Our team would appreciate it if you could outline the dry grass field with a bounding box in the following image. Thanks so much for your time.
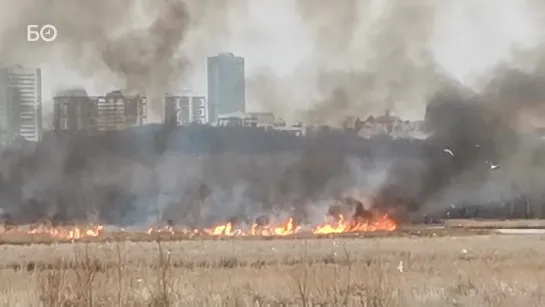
[0,234,544,306]
[443,219,545,229]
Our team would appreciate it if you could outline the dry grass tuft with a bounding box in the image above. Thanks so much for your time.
[0,235,544,306]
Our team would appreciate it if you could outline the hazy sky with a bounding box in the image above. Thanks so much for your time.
[3,0,542,123]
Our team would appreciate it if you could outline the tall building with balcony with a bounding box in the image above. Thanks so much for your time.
[165,96,206,125]
[207,53,245,125]
[0,66,42,142]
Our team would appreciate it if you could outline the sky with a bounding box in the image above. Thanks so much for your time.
[1,0,542,125]
[433,0,538,83]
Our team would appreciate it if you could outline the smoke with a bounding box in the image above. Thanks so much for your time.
[245,1,458,218]
[295,0,360,58]
[246,0,445,126]
[239,0,545,219]
[246,68,302,121]
[0,0,249,120]
[372,30,545,217]
[0,127,411,227]
[6,1,545,228]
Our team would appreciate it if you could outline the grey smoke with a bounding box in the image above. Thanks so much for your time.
[0,0,249,120]
[0,0,189,120]
[246,0,444,126]
[300,0,441,125]
[0,128,409,227]
[372,56,545,218]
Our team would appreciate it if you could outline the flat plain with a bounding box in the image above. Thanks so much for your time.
[0,233,544,306]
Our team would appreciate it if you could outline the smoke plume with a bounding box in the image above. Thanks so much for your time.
[246,1,445,126]
[0,128,408,227]
[0,0,249,120]
[273,0,545,219]
[4,1,545,228]
[373,49,545,218]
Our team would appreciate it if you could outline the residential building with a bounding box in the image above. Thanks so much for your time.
[357,112,422,138]
[164,96,206,125]
[0,66,42,142]
[207,53,245,124]
[53,90,147,134]
[216,111,256,127]
[214,111,303,135]
[53,88,96,133]
[95,91,146,131]
[246,112,275,127]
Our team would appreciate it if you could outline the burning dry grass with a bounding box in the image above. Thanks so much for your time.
[0,209,398,244]
[0,235,544,306]
[0,226,489,245]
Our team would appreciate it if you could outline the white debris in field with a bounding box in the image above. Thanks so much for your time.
[461,249,468,254]
[397,260,404,272]
[442,148,454,156]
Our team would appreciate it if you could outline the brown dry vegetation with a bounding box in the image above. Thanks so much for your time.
[444,219,545,229]
[0,225,492,245]
[0,235,544,306]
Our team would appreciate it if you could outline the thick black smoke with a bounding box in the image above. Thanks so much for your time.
[372,63,545,219]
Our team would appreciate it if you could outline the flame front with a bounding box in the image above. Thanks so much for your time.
[251,217,301,236]
[313,214,396,234]
[204,222,243,236]
[113,213,397,238]
[21,210,396,239]
[27,225,103,240]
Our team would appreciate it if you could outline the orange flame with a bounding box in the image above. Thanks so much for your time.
[251,217,301,236]
[21,209,397,239]
[27,225,103,240]
[204,222,243,236]
[144,213,396,237]
[313,214,396,234]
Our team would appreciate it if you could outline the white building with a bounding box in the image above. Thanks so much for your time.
[0,66,42,142]
[357,112,423,138]
[214,111,305,135]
